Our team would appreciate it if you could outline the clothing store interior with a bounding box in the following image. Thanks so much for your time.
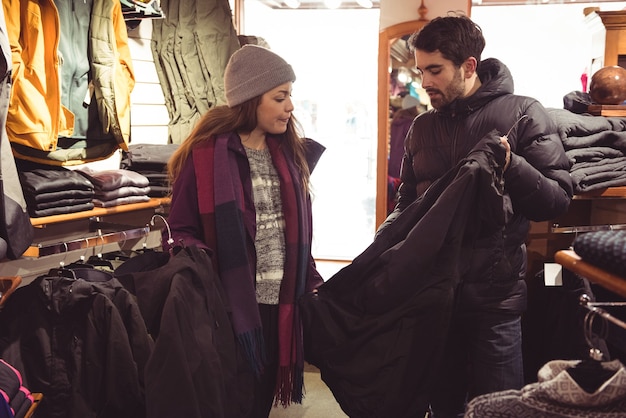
[1,0,626,416]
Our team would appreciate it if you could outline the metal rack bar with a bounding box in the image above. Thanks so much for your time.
[580,294,626,332]
[31,226,150,258]
[550,223,626,234]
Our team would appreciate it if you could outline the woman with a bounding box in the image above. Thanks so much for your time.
[164,44,325,417]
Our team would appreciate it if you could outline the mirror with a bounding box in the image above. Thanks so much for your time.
[376,17,430,228]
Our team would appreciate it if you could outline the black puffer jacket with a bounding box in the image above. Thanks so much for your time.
[384,58,574,314]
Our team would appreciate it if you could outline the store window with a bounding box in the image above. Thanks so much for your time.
[240,0,380,260]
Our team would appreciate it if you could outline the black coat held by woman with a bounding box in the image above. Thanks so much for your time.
[299,135,510,418]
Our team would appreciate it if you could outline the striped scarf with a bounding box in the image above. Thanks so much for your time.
[193,132,309,406]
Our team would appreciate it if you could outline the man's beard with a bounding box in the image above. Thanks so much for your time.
[429,68,465,110]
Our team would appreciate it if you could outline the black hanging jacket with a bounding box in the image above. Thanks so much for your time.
[114,245,244,418]
[0,274,146,418]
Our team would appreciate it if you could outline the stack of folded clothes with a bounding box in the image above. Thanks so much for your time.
[16,161,95,217]
[77,167,151,207]
[120,143,178,197]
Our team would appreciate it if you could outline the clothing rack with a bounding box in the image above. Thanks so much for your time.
[579,293,626,332]
[551,223,626,234]
[120,0,163,19]
[22,197,170,258]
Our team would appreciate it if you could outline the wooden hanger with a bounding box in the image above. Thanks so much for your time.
[0,276,21,309]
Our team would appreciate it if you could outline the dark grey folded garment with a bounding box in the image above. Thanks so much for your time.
[77,167,149,191]
[25,188,95,204]
[573,230,626,277]
[121,143,179,171]
[18,166,95,193]
[28,202,95,218]
[28,197,93,210]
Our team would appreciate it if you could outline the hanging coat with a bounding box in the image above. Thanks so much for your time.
[115,245,243,418]
[0,274,146,418]
[0,4,33,259]
[3,0,134,166]
[2,0,74,153]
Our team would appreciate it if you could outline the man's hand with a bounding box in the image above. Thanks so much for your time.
[500,136,511,172]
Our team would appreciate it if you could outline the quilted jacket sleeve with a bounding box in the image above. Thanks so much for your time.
[504,100,573,221]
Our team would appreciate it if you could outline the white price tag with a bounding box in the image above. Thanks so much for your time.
[544,263,563,286]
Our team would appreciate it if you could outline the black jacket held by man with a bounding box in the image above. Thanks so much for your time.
[300,135,513,417]
[299,58,573,418]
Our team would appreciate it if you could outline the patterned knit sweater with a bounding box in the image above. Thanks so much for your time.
[465,359,626,417]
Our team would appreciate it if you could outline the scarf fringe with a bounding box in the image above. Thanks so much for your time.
[274,364,304,407]
[237,328,267,377]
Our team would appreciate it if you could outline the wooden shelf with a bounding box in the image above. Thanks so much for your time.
[574,186,626,199]
[0,276,21,308]
[587,104,626,117]
[29,197,170,227]
[526,186,626,282]
[555,249,626,299]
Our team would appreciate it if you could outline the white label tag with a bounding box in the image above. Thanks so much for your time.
[544,263,563,286]
[83,81,94,107]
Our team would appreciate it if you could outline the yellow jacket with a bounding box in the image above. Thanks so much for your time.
[3,0,74,152]
[3,0,134,165]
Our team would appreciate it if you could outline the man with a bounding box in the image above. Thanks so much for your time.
[383,13,574,417]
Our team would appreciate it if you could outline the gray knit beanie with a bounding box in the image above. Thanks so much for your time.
[224,45,296,107]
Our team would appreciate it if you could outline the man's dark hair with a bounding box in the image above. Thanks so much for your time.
[407,12,485,67]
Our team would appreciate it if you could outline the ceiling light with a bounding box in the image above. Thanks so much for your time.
[397,67,412,84]
[284,0,300,7]
[356,0,373,8]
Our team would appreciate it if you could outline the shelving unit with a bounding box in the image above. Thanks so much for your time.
[597,10,626,68]
[0,197,170,282]
[0,198,171,416]
[587,104,626,117]
[25,197,170,257]
[526,187,626,280]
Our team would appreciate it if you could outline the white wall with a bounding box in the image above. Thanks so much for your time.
[125,2,626,138]
[471,2,626,109]
[127,20,169,146]
[380,0,468,29]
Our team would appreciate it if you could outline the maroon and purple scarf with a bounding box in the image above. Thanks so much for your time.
[193,132,310,406]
